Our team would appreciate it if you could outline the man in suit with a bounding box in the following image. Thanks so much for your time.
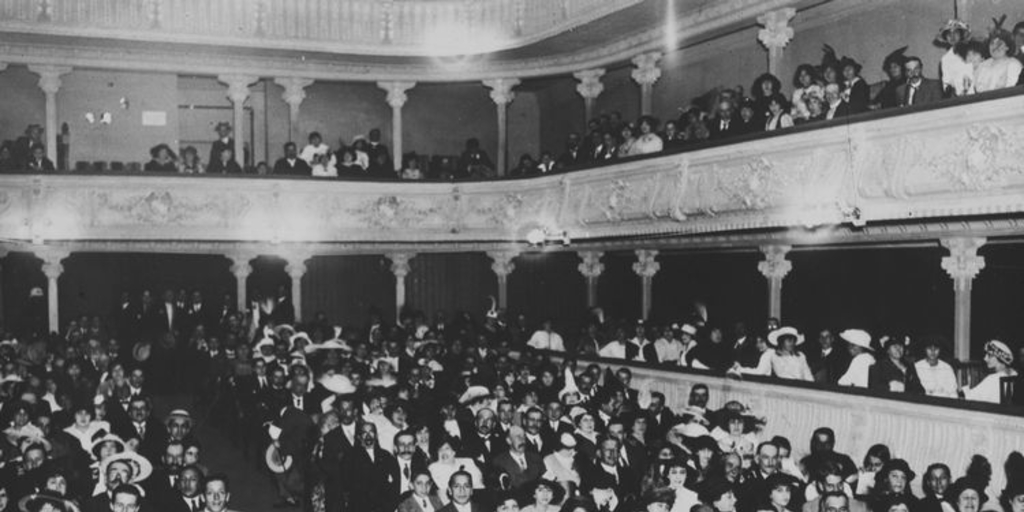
[579,437,638,502]
[606,419,646,492]
[12,124,44,167]
[490,426,544,491]
[287,373,319,416]
[144,440,186,509]
[273,142,312,176]
[26,143,55,171]
[366,128,391,171]
[322,396,359,512]
[341,422,400,512]
[157,289,182,338]
[807,329,851,385]
[522,407,557,456]
[462,408,507,467]
[646,392,675,442]
[438,471,485,512]
[168,465,205,512]
[397,469,445,512]
[738,441,804,512]
[115,395,167,462]
[393,429,430,495]
[208,123,235,171]
[201,474,238,512]
[897,57,943,107]
[555,132,586,170]
[708,98,740,140]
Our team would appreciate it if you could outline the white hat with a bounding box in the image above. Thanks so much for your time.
[767,327,805,346]
[558,368,581,404]
[680,324,697,336]
[985,340,1014,365]
[288,332,312,351]
[254,337,276,353]
[673,422,710,439]
[840,329,873,351]
[558,432,577,448]
[165,409,192,424]
[320,374,356,395]
[459,385,491,404]
[100,451,153,484]
[267,424,282,441]
[265,444,293,474]
[304,339,352,354]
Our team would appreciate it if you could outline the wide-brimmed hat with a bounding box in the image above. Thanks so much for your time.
[214,121,232,132]
[304,338,352,354]
[320,374,356,395]
[558,432,577,449]
[265,444,293,473]
[459,385,491,405]
[838,56,862,74]
[935,19,970,44]
[882,46,909,71]
[165,409,192,426]
[18,491,81,512]
[19,435,52,455]
[840,329,873,351]
[767,327,804,346]
[149,143,176,160]
[100,450,153,484]
[878,458,916,482]
[90,433,126,460]
[132,341,152,362]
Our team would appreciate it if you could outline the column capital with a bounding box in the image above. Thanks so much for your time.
[483,78,521,106]
[758,245,793,280]
[757,7,797,50]
[386,252,415,278]
[632,249,660,278]
[487,250,517,277]
[37,248,71,279]
[573,69,606,100]
[377,81,416,109]
[218,74,259,103]
[274,77,314,108]
[577,251,605,278]
[227,253,255,278]
[941,237,986,289]
[28,65,72,95]
[283,254,310,279]
[630,52,662,86]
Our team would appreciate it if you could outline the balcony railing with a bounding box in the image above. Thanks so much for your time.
[0,0,642,56]
[2,90,1024,245]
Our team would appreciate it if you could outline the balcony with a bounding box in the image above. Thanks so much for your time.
[2,89,1024,248]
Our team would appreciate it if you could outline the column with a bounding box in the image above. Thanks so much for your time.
[632,250,660,320]
[386,253,415,315]
[377,81,416,172]
[758,245,792,321]
[218,74,259,167]
[577,251,605,308]
[483,78,520,176]
[38,248,70,333]
[941,237,986,361]
[0,246,8,327]
[274,77,314,143]
[284,254,309,323]
[228,254,254,313]
[487,251,517,310]
[28,65,72,166]
[573,69,605,124]
[630,53,662,116]
[757,8,796,77]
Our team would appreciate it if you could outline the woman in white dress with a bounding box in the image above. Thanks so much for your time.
[618,124,638,157]
[937,19,974,96]
[768,327,813,381]
[765,94,795,132]
[63,400,111,452]
[964,340,1017,403]
[973,31,1023,93]
[791,64,822,122]
[542,433,580,499]
[630,116,664,156]
[428,436,484,505]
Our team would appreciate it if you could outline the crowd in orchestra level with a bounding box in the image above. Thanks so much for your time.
[1,280,1023,512]
[1,18,1024,179]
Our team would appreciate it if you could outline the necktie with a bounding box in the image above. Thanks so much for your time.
[191,499,200,512]
[136,423,146,439]
[516,453,527,470]
[295,396,303,409]
[422,499,429,512]
[403,462,411,484]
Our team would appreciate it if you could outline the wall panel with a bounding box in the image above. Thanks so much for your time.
[506,250,587,333]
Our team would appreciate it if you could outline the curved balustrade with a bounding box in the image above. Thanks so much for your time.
[549,353,1024,493]
[2,89,1024,245]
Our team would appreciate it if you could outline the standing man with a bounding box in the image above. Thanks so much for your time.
[340,422,399,512]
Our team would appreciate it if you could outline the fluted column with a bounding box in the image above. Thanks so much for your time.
[218,74,258,167]
[577,251,605,309]
[228,254,254,313]
[38,248,70,333]
[274,77,314,143]
[377,81,416,172]
[630,53,662,116]
[387,253,415,315]
[632,250,660,320]
[483,78,520,176]
[487,251,517,310]
[941,238,986,361]
[284,254,309,323]
[574,69,605,124]
[28,65,72,166]
[757,8,796,77]
[758,245,792,321]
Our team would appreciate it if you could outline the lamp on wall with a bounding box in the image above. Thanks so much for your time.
[524,225,570,246]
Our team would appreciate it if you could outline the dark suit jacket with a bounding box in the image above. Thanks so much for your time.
[868,358,924,394]
[273,157,311,176]
[340,446,399,512]
[321,426,356,512]
[209,138,233,169]
[113,417,167,461]
[896,78,943,107]
[462,432,507,466]
[808,346,851,385]
[708,114,740,140]
[437,503,486,512]
[397,494,445,512]
[579,460,638,500]
[490,450,544,490]
[845,78,871,114]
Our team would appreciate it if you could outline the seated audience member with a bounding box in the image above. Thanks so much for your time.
[511,153,538,177]
[202,474,234,512]
[958,40,990,95]
[439,471,482,512]
[824,84,849,120]
[808,329,851,385]
[800,89,828,124]
[752,73,784,122]
[144,144,178,173]
[682,107,710,142]
[964,340,1017,403]
[709,97,740,140]
[556,133,586,169]
[208,122,234,170]
[207,147,242,174]
[801,428,858,486]
[594,132,620,161]
[914,337,958,398]
[791,64,823,121]
[536,152,557,174]
[873,48,908,110]
[937,19,973,96]
[401,153,424,180]
[178,146,205,174]
[868,336,924,394]
[336,148,362,175]
[13,123,45,167]
[896,57,943,107]
[366,128,391,171]
[27,143,56,172]
[918,463,953,512]
[300,132,337,177]
[855,444,891,498]
[398,469,444,512]
[618,124,638,156]
[839,56,870,114]
[254,161,269,175]
[764,94,795,131]
[456,138,494,179]
[868,460,919,512]
[272,142,311,176]
[0,141,15,172]
[631,116,664,155]
[735,98,761,136]
[662,120,684,149]
[973,28,1023,93]
[837,329,874,388]
[527,319,564,352]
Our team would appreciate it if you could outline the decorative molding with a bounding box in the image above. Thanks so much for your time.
[941,237,986,291]
[632,249,660,278]
[377,81,416,109]
[488,250,517,277]
[756,8,796,50]
[758,244,792,280]
[577,251,605,278]
[483,78,521,106]
[36,247,70,278]
[274,77,315,108]
[386,252,414,278]
[573,69,606,100]
[27,64,71,94]
[218,74,259,103]
[630,52,662,86]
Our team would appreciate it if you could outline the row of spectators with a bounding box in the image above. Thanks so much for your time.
[3,283,1024,512]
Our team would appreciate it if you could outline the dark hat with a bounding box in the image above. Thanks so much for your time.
[948,477,988,506]
[18,491,79,512]
[839,56,863,74]
[148,143,176,159]
[882,46,909,70]
[642,487,677,506]
[879,459,916,482]
[523,478,565,505]
[699,479,736,505]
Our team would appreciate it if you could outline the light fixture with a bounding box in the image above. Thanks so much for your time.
[525,226,570,247]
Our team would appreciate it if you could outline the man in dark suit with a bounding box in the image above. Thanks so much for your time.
[114,395,168,462]
[462,408,507,467]
[646,392,675,442]
[708,99,740,140]
[896,57,943,107]
[542,400,573,440]
[522,407,557,456]
[286,373,319,416]
[555,132,586,170]
[438,471,486,512]
[209,122,234,171]
[167,465,205,512]
[340,422,399,512]
[606,419,646,492]
[737,441,804,512]
[366,128,391,171]
[489,426,544,491]
[579,437,639,502]
[26,143,55,171]
[273,142,312,176]
[12,124,44,167]
[322,396,359,512]
[392,430,430,496]
[807,329,851,385]
[271,403,315,507]
[144,440,186,510]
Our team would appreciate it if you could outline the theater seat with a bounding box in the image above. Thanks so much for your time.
[74,161,93,172]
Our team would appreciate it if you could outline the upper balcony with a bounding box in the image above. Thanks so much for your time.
[3,89,1024,249]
